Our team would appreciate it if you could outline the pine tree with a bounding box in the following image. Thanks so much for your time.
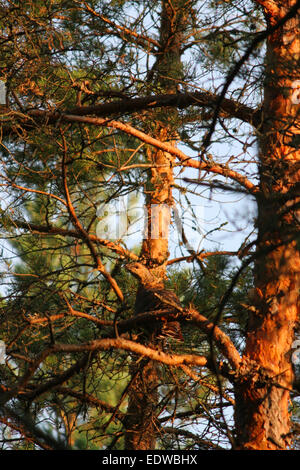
[0,0,299,451]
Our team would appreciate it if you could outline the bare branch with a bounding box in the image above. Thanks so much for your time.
[67,91,259,127]
[8,218,138,261]
[61,132,124,302]
[55,114,259,194]
[51,338,208,368]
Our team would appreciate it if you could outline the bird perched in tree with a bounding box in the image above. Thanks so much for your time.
[126,262,184,343]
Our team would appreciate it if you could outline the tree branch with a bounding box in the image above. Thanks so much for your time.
[80,1,159,50]
[55,114,258,194]
[0,405,70,450]
[51,338,208,368]
[67,90,259,127]
[202,0,300,151]
[55,386,125,422]
[186,307,241,370]
[61,133,124,302]
[110,305,241,371]
[21,353,95,402]
[8,218,138,261]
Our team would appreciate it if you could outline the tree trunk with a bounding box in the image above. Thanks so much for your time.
[123,134,173,450]
[123,0,186,450]
[124,359,159,450]
[234,0,300,450]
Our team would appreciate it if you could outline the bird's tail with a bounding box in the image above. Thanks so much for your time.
[158,321,184,342]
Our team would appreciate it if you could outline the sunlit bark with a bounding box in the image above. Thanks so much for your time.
[235,0,300,450]
[123,0,187,450]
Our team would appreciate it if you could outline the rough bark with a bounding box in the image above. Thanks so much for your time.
[124,358,159,450]
[123,0,187,450]
[234,0,300,450]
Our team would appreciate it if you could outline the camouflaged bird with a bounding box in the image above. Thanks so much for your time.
[126,262,183,342]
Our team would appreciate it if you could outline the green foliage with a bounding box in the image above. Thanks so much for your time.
[167,255,252,351]
[0,0,287,452]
